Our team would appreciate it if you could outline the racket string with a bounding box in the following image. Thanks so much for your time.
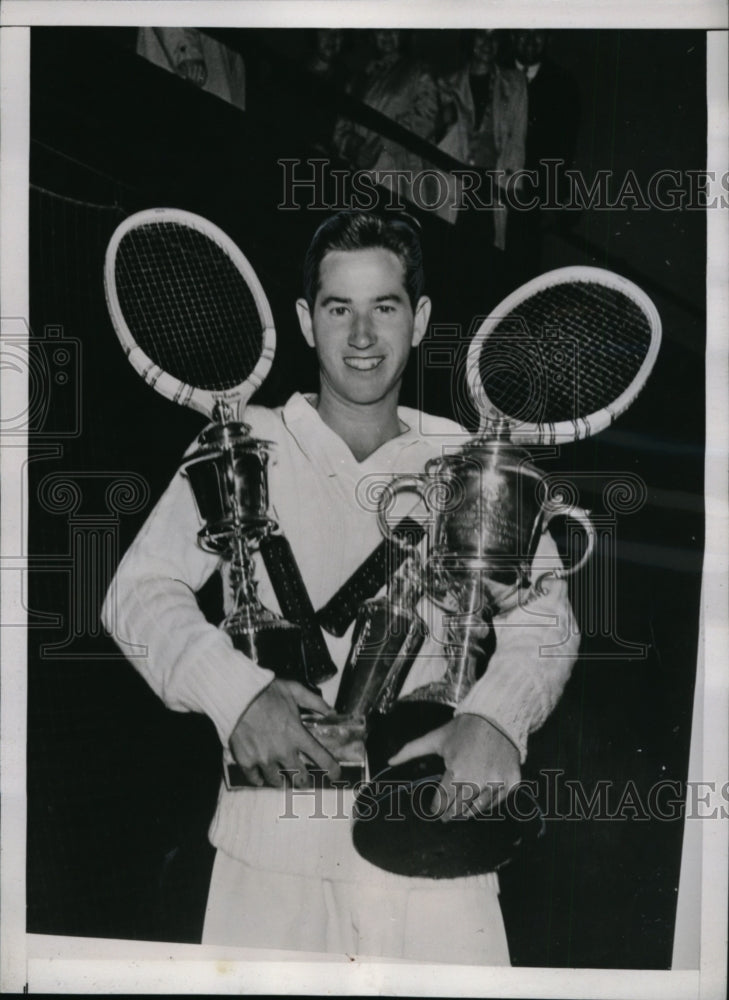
[478,282,653,426]
[115,222,265,392]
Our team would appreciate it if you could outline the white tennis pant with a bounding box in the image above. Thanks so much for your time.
[202,850,511,964]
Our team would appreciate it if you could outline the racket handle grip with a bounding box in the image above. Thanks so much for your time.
[316,517,426,637]
[259,532,337,685]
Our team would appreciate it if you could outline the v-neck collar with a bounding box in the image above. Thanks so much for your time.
[281,392,422,476]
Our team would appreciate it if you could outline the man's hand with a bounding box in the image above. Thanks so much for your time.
[388,714,521,822]
[229,680,341,788]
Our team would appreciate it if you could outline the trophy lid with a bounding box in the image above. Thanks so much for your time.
[452,433,537,477]
[195,421,274,455]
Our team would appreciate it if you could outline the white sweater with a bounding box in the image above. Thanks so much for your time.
[102,393,579,879]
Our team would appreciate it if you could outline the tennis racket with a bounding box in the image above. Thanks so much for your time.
[104,207,336,684]
[466,266,662,444]
[104,207,275,421]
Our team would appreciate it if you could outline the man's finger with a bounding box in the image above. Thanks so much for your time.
[436,767,481,821]
[242,765,264,788]
[280,755,310,789]
[259,760,286,787]
[298,727,341,780]
[286,682,331,716]
[388,729,442,767]
[468,780,510,817]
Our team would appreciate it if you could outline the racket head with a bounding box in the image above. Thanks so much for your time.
[466,266,662,444]
[104,207,275,421]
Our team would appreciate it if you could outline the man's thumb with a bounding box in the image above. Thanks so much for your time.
[388,729,442,767]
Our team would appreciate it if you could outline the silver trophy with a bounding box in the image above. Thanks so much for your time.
[295,553,429,783]
[181,408,308,683]
[348,435,595,876]
[374,434,595,714]
[331,552,427,712]
[182,412,352,787]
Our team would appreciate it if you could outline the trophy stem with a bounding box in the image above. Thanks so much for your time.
[222,530,308,685]
[227,533,259,612]
[400,572,491,707]
[334,553,426,720]
[335,597,427,719]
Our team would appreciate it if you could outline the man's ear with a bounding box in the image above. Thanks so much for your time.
[411,296,431,349]
[296,298,315,348]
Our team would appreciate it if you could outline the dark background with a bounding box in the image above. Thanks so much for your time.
[27,27,705,967]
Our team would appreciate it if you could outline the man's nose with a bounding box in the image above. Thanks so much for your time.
[348,313,376,348]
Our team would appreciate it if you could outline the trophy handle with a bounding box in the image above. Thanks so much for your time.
[376,474,428,550]
[532,504,595,595]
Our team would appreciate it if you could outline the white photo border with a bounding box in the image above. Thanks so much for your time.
[1,2,727,996]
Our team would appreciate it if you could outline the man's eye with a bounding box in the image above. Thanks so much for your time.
[375,304,396,314]
[330,306,348,317]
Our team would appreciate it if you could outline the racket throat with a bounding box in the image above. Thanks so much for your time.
[212,398,236,425]
[481,414,512,443]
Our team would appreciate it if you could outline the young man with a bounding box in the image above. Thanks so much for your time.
[103,211,578,963]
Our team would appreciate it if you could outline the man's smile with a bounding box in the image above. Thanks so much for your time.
[343,356,385,371]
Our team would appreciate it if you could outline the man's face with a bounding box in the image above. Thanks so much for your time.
[316,28,342,60]
[374,29,401,57]
[512,30,546,67]
[471,31,496,69]
[297,248,430,408]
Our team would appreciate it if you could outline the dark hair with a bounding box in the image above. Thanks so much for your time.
[302,211,425,310]
[368,28,413,55]
[460,27,497,58]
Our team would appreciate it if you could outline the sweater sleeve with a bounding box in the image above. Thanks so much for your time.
[101,465,275,747]
[454,530,580,762]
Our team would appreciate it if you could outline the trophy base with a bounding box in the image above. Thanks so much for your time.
[299,712,367,775]
[223,758,364,791]
[227,617,314,687]
[222,713,367,791]
[354,702,543,878]
[352,757,543,878]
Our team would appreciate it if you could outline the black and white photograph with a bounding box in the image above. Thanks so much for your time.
[1,1,727,995]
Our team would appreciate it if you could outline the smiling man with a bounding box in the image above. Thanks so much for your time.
[103,211,578,963]
[296,218,431,454]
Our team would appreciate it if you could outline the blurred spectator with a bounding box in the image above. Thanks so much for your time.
[503,30,581,285]
[437,30,527,243]
[509,30,580,180]
[333,29,442,208]
[137,28,246,111]
[303,29,348,155]
[304,28,346,82]
[436,29,527,313]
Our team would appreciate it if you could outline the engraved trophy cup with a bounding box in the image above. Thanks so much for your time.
[377,434,595,711]
[181,407,308,681]
[349,432,596,876]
